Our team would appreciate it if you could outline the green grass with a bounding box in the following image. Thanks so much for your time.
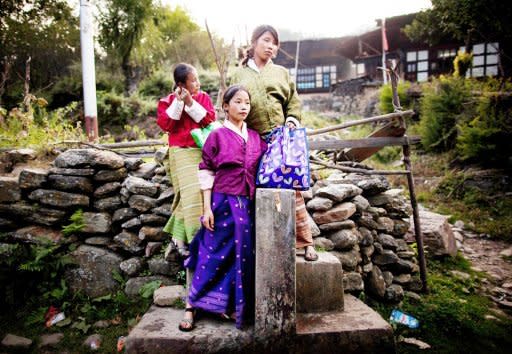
[368,253,512,353]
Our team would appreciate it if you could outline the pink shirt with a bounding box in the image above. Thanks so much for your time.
[199,125,267,199]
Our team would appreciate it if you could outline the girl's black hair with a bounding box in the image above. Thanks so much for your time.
[222,85,250,106]
[241,25,279,66]
[173,63,195,89]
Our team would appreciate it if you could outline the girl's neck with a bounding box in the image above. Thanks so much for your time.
[228,118,243,131]
[254,56,270,69]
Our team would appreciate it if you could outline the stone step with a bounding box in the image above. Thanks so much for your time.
[295,294,395,354]
[296,251,344,313]
[125,295,394,354]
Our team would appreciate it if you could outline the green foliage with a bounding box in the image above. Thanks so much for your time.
[96,91,155,133]
[456,85,512,165]
[379,81,412,113]
[0,0,80,107]
[0,98,84,150]
[62,209,85,236]
[418,76,473,152]
[138,69,173,98]
[403,0,512,48]
[370,254,512,353]
[139,280,162,299]
[453,51,473,78]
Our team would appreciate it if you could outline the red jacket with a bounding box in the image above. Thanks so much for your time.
[157,91,216,148]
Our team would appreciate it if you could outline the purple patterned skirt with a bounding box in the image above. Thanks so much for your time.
[184,192,255,329]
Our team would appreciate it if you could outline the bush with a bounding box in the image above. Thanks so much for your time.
[0,97,84,151]
[456,80,512,165]
[418,76,473,152]
[137,69,173,98]
[96,91,155,134]
[379,81,412,114]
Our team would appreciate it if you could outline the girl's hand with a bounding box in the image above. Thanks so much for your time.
[286,121,296,130]
[181,88,193,106]
[174,87,183,101]
[202,208,214,231]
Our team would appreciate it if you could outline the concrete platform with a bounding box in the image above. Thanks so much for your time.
[125,295,394,354]
[296,251,344,313]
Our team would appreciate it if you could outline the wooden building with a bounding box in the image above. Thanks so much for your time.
[337,13,505,82]
[274,38,353,93]
[274,13,507,93]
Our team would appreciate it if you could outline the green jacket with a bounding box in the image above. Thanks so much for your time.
[231,63,302,135]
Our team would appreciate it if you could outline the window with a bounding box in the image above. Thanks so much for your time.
[469,42,500,77]
[356,63,365,76]
[406,50,429,82]
[295,65,337,89]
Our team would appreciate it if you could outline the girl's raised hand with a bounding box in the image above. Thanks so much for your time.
[202,208,215,231]
[181,88,193,106]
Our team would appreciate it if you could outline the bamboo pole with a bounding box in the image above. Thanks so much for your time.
[307,110,414,136]
[387,60,428,293]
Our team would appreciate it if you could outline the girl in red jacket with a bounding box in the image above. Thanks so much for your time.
[157,63,216,258]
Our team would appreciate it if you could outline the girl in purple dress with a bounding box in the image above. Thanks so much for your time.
[178,85,267,331]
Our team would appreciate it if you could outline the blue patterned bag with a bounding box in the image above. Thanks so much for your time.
[256,126,310,190]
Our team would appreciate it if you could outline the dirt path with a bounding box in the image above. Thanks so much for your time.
[456,226,512,317]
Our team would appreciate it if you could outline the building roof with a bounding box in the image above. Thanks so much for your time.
[275,37,354,68]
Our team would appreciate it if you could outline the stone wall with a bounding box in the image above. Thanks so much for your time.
[0,148,420,303]
[305,171,421,303]
[0,148,179,299]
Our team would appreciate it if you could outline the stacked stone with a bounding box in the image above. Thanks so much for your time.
[306,171,420,303]
[0,148,179,299]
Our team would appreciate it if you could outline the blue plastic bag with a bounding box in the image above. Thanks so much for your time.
[256,126,310,190]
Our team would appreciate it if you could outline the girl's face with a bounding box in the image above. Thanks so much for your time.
[253,31,278,63]
[182,70,200,94]
[224,90,250,124]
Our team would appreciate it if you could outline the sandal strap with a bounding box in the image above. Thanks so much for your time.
[185,307,194,312]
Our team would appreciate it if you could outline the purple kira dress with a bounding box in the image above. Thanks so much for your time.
[184,126,267,329]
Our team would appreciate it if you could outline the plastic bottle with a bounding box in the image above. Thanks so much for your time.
[389,309,419,329]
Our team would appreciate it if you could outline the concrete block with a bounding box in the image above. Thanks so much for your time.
[297,252,344,313]
[255,188,296,337]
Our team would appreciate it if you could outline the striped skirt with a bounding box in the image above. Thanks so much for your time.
[163,147,203,244]
[296,191,313,248]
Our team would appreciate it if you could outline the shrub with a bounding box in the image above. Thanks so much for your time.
[379,81,412,114]
[418,76,473,152]
[96,91,156,134]
[137,69,173,98]
[456,81,512,165]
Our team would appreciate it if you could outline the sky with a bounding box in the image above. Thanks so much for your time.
[163,0,432,44]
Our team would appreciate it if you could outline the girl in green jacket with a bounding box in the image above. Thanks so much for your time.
[231,24,318,262]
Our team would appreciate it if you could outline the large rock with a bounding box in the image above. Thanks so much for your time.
[81,212,112,234]
[315,184,362,203]
[123,176,158,197]
[312,202,356,225]
[18,168,48,189]
[7,225,64,244]
[28,189,89,208]
[0,176,21,202]
[410,210,457,257]
[53,149,124,169]
[66,245,123,297]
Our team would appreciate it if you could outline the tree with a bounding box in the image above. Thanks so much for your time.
[404,0,512,76]
[98,1,199,96]
[0,0,80,107]
[404,0,512,47]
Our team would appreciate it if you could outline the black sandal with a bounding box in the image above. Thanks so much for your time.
[178,308,195,332]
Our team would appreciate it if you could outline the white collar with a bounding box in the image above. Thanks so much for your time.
[248,58,272,73]
[224,120,248,142]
